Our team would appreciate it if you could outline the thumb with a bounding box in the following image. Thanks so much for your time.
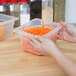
[60,21,68,27]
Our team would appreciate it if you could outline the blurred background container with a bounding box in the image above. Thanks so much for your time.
[0,14,18,40]
[42,0,53,22]
[0,0,10,15]
[0,0,76,26]
[9,0,20,27]
[19,0,30,25]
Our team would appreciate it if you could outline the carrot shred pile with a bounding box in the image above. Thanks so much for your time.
[23,21,52,36]
[0,21,5,38]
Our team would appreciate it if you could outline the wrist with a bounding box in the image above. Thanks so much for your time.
[49,47,60,56]
[73,37,76,42]
[71,37,76,43]
[50,48,64,60]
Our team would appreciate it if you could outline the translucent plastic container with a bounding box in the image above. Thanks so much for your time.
[14,18,62,55]
[0,14,18,40]
[42,0,54,21]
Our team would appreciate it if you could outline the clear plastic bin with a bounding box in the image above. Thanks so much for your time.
[14,18,62,55]
[42,0,54,21]
[0,14,18,40]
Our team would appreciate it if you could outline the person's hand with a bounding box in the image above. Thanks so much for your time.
[58,21,76,42]
[28,36,59,55]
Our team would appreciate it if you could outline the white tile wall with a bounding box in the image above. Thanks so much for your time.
[65,0,76,23]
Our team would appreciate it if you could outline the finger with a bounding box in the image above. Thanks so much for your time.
[35,36,45,42]
[31,45,39,51]
[28,40,37,47]
[57,36,63,40]
[63,31,72,37]
[34,37,41,42]
[60,21,67,27]
[59,28,64,32]
[58,31,63,36]
[59,29,63,32]
[32,38,41,45]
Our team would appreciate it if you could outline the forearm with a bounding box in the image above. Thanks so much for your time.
[73,37,76,43]
[50,49,76,76]
[70,26,76,36]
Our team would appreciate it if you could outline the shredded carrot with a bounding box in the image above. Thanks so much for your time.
[42,20,44,28]
[0,21,5,38]
[23,21,52,36]
[26,26,28,31]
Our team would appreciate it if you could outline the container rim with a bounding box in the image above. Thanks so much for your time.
[14,22,62,38]
[0,14,19,26]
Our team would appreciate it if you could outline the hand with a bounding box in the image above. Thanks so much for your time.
[58,21,76,42]
[28,36,59,55]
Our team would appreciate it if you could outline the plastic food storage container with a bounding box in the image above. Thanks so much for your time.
[14,18,62,55]
[0,14,18,40]
[42,0,54,21]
